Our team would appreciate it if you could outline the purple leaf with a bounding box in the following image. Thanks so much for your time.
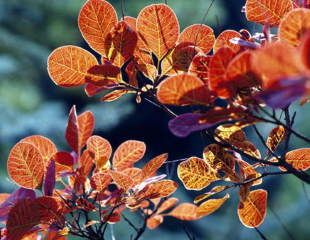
[256,77,307,109]
[43,160,56,196]
[0,188,35,221]
[168,113,216,137]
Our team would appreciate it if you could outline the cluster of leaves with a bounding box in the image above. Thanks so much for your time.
[1,107,220,239]
[2,0,310,239]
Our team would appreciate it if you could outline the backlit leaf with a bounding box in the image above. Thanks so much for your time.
[157,73,214,106]
[245,0,293,26]
[90,172,112,191]
[215,124,261,158]
[179,24,215,54]
[109,170,135,191]
[251,41,305,88]
[301,31,310,69]
[266,125,286,152]
[80,149,95,176]
[78,111,95,150]
[47,46,98,87]
[279,8,310,46]
[7,197,63,240]
[137,4,179,59]
[6,199,40,240]
[208,47,236,98]
[203,144,239,181]
[87,135,112,170]
[21,135,57,165]
[157,197,179,214]
[238,189,267,228]
[213,30,242,53]
[237,159,262,186]
[284,148,310,171]
[78,0,118,56]
[112,140,146,171]
[194,186,229,204]
[177,157,218,190]
[226,50,260,93]
[136,180,178,201]
[53,152,74,167]
[110,21,138,60]
[7,142,45,189]
[167,203,199,221]
[85,64,120,86]
[196,194,229,217]
[189,53,211,84]
[146,215,163,229]
[141,153,168,180]
[101,89,128,102]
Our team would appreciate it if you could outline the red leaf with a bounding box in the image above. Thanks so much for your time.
[65,106,79,153]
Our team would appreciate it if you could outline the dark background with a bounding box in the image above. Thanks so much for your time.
[0,0,309,239]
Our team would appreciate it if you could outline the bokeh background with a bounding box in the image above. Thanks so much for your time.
[0,0,309,239]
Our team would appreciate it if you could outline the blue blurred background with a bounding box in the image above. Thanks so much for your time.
[0,0,309,239]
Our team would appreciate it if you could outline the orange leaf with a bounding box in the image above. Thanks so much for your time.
[251,41,304,88]
[177,157,218,190]
[169,43,202,72]
[238,189,267,228]
[203,144,238,181]
[80,149,95,176]
[194,186,229,204]
[266,125,286,152]
[213,30,242,53]
[226,50,260,92]
[146,215,163,229]
[179,24,215,54]
[124,16,137,31]
[196,194,229,218]
[279,8,310,46]
[90,172,112,191]
[47,46,98,87]
[65,106,79,153]
[78,111,95,150]
[85,64,120,86]
[7,142,45,189]
[168,203,199,221]
[301,31,310,70]
[136,180,178,200]
[245,0,293,26]
[141,153,168,180]
[100,89,128,102]
[122,168,143,185]
[87,135,112,170]
[137,4,179,59]
[78,0,118,56]
[157,73,214,106]
[208,47,236,98]
[112,140,146,171]
[189,53,211,84]
[21,135,57,165]
[284,148,310,171]
[109,170,134,191]
[157,197,179,214]
[237,159,262,186]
